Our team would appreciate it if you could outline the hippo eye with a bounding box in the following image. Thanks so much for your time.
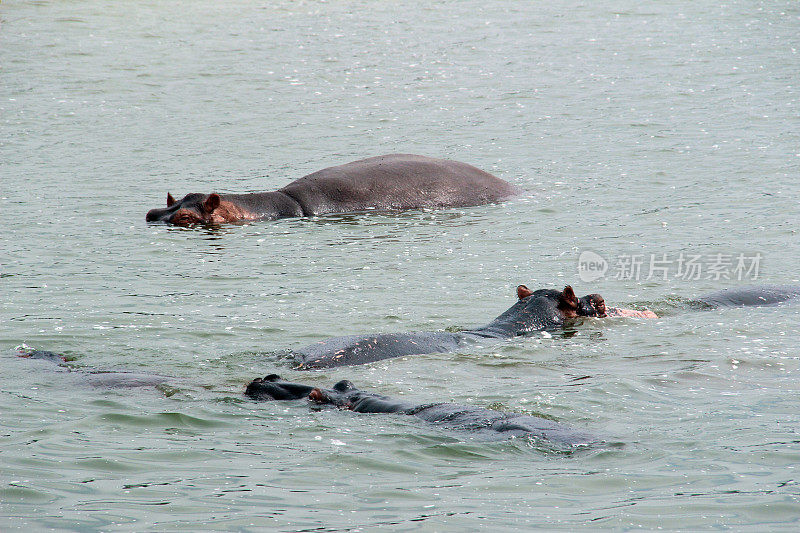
[172,211,198,225]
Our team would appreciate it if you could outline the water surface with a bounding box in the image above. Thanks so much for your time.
[2,0,800,530]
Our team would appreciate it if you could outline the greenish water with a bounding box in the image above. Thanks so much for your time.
[2,0,800,530]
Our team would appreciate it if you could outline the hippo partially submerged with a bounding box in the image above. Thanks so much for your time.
[246,374,599,446]
[16,348,179,389]
[693,284,800,308]
[292,283,800,369]
[145,154,519,225]
[294,285,616,369]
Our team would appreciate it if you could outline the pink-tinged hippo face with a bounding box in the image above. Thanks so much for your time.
[606,307,658,319]
[146,193,255,226]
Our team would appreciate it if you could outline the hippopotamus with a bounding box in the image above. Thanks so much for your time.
[17,348,67,364]
[693,285,800,309]
[605,285,800,318]
[145,154,520,225]
[291,283,800,369]
[16,348,178,389]
[294,285,617,369]
[245,374,599,446]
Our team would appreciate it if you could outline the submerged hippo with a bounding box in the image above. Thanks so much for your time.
[693,285,800,308]
[601,285,800,318]
[145,154,520,225]
[246,374,599,446]
[16,348,178,389]
[291,283,800,369]
[294,285,616,369]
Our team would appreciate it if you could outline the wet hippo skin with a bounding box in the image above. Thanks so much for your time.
[145,154,520,225]
[604,285,800,317]
[694,285,800,308]
[293,285,608,369]
[245,374,599,446]
[16,348,177,389]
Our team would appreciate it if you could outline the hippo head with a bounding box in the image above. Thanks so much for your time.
[16,348,67,363]
[245,374,317,401]
[516,285,608,319]
[145,192,241,225]
[577,292,607,318]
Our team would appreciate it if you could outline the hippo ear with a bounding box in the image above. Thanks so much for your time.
[333,380,356,392]
[167,193,176,207]
[559,285,579,308]
[203,193,221,213]
[517,285,534,300]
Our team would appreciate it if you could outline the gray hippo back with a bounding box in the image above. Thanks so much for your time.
[696,285,800,308]
[281,154,519,215]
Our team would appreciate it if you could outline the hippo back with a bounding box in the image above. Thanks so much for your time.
[294,331,466,369]
[696,285,800,308]
[409,404,599,445]
[279,154,519,216]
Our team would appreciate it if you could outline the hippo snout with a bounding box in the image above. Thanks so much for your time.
[146,208,168,222]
